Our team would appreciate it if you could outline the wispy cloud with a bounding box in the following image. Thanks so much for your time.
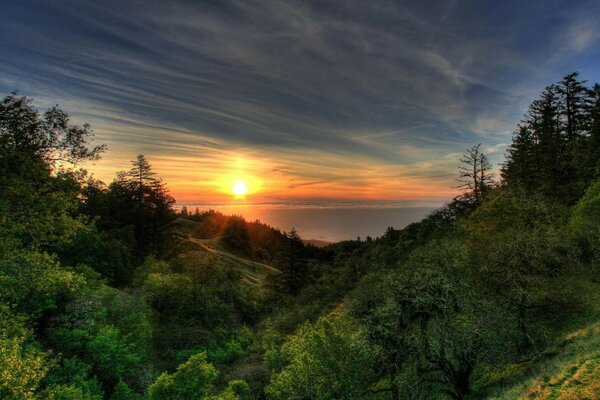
[1,0,599,201]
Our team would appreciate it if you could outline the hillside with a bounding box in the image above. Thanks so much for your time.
[167,218,282,288]
[463,277,600,399]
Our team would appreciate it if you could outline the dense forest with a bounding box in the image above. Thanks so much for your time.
[2,71,600,400]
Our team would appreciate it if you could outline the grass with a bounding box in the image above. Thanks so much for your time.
[473,279,600,400]
[168,218,281,288]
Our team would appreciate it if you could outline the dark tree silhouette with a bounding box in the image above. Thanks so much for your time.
[456,144,493,203]
[502,73,598,201]
[0,93,105,170]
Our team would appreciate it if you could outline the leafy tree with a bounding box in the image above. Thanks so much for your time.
[265,315,375,400]
[467,189,570,353]
[110,379,141,400]
[0,249,84,320]
[0,93,105,171]
[0,307,51,399]
[222,216,252,256]
[147,353,217,400]
[86,326,141,385]
[570,178,600,269]
[206,380,251,400]
[40,357,104,400]
[349,240,474,399]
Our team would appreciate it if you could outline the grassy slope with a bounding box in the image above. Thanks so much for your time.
[473,280,600,400]
[167,218,281,287]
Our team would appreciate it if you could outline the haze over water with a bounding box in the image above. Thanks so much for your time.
[176,201,441,242]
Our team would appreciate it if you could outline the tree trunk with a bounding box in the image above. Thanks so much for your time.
[452,362,474,400]
[517,297,529,354]
[390,368,399,400]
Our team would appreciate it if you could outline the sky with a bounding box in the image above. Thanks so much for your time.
[1,0,600,203]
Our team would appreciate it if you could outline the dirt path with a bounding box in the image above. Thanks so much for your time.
[177,234,281,275]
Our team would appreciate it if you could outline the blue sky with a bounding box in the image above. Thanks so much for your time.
[2,0,600,201]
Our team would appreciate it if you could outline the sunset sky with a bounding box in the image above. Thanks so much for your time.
[2,0,600,203]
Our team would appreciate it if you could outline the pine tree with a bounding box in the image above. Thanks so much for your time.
[109,155,175,258]
[556,72,593,142]
[127,154,157,188]
[503,75,598,201]
[502,125,536,190]
[276,227,306,295]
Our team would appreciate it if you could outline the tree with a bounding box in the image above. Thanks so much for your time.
[556,72,593,142]
[265,315,375,400]
[456,144,493,203]
[286,228,305,294]
[147,353,217,400]
[348,240,479,400]
[502,74,600,201]
[501,125,536,190]
[274,228,307,295]
[0,93,105,171]
[222,216,252,256]
[569,178,600,268]
[127,155,156,188]
[84,155,175,259]
[0,306,52,399]
[466,189,570,354]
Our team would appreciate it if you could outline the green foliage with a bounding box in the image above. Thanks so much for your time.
[45,288,150,394]
[0,167,86,252]
[222,216,252,256]
[41,357,103,400]
[61,226,133,286]
[0,308,52,399]
[41,385,103,400]
[570,178,600,266]
[3,82,600,400]
[265,315,375,400]
[0,249,85,319]
[110,379,141,400]
[207,380,252,400]
[147,353,217,400]
[87,325,141,381]
[178,326,255,366]
[0,93,105,167]
[467,189,574,353]
[503,73,600,202]
[132,255,171,287]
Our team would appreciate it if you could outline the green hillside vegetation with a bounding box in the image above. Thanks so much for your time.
[1,71,600,399]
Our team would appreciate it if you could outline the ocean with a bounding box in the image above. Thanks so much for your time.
[175,201,443,242]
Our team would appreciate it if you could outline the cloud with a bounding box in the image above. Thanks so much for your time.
[1,0,599,201]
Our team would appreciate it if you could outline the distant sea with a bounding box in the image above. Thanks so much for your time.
[174,200,444,242]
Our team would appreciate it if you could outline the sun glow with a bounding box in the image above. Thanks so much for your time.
[231,180,249,196]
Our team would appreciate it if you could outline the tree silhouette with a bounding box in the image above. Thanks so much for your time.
[456,144,493,203]
[0,93,105,171]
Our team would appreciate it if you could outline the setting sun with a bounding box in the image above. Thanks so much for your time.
[231,180,248,196]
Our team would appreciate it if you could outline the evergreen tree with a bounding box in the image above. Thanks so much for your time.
[503,73,598,201]
[272,228,306,295]
[556,72,593,142]
[502,125,536,190]
[85,155,175,260]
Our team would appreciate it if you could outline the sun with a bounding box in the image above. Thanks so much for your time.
[231,180,248,196]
